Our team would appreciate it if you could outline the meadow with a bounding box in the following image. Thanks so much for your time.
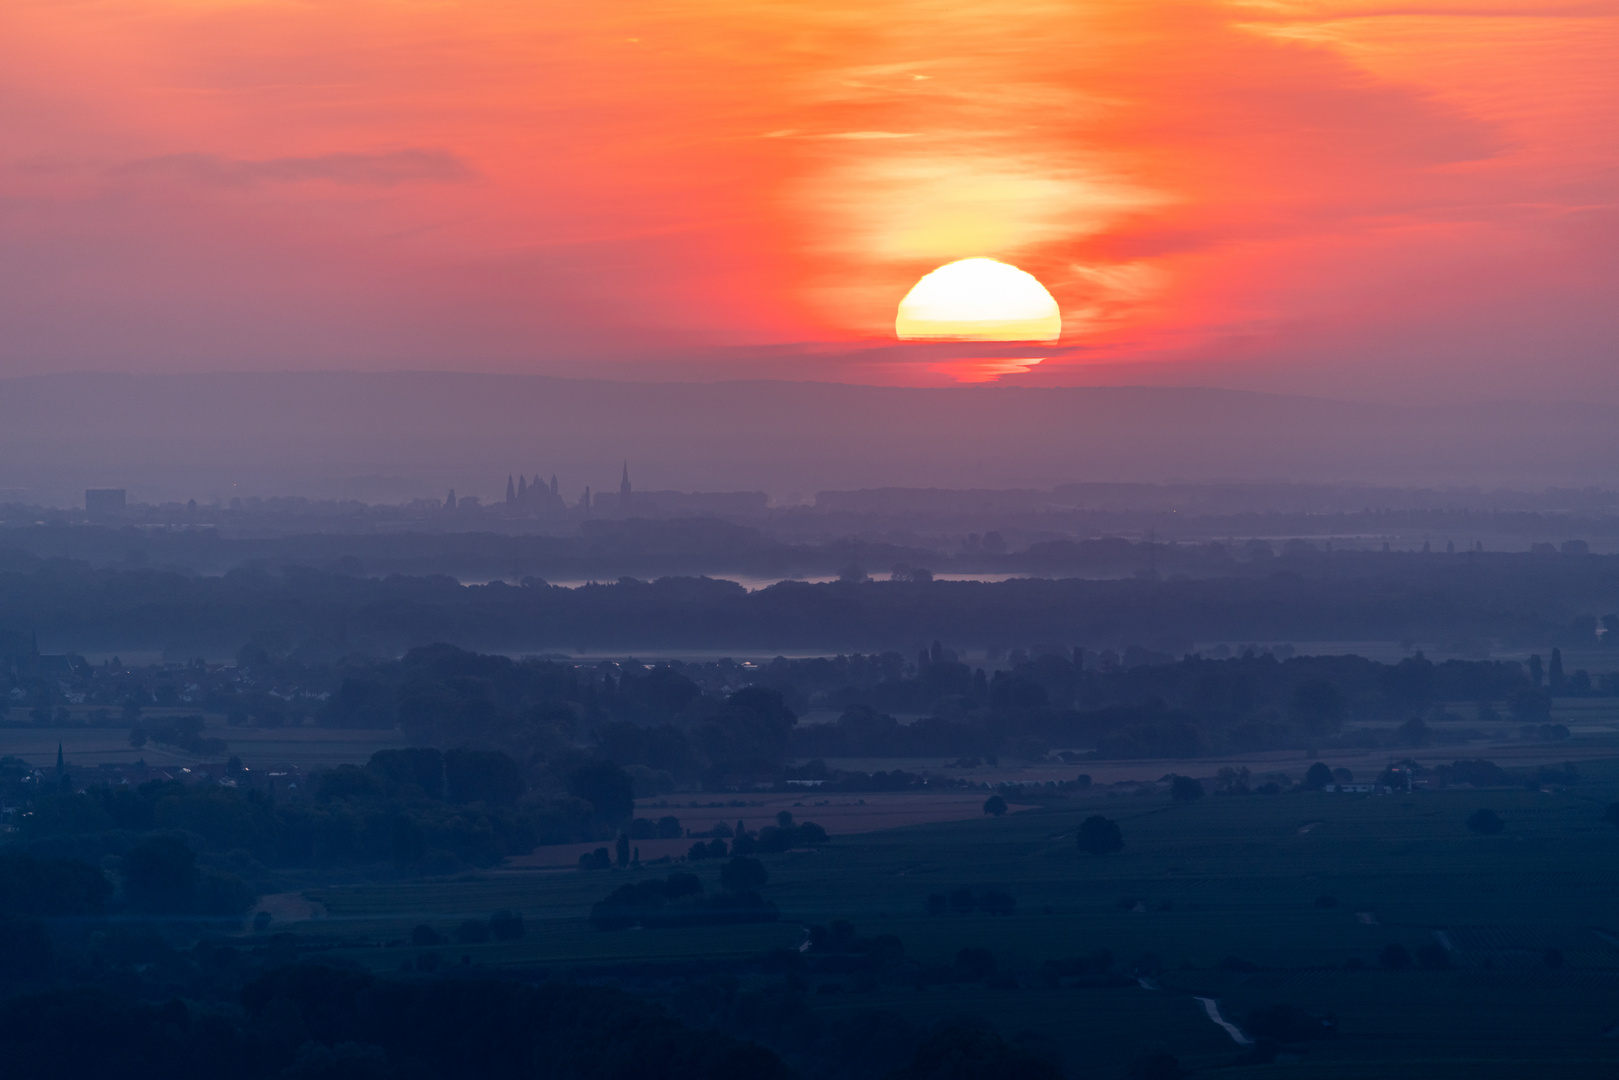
[258,753,1619,1079]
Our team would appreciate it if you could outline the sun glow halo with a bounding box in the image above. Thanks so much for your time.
[895,258,1061,341]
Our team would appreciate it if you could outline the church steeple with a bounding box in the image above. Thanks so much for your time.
[505,474,516,504]
[620,461,631,505]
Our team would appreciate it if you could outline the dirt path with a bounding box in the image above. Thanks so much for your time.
[1195,997,1253,1046]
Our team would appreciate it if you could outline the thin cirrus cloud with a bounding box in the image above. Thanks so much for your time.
[0,0,1613,397]
[113,149,476,188]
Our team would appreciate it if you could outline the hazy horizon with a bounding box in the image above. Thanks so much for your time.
[5,369,1619,507]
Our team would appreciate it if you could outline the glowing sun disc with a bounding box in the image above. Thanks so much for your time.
[895,258,1061,341]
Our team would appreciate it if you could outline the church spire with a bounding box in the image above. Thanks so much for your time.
[505,474,516,504]
[620,461,631,504]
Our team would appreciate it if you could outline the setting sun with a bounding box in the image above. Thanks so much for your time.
[894,258,1061,342]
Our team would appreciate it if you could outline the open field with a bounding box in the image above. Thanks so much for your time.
[0,716,406,770]
[252,753,1619,1078]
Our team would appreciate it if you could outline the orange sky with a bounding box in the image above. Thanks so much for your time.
[1,0,1614,396]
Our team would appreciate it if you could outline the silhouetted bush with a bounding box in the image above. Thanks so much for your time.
[1416,943,1451,969]
[1379,943,1413,969]
[489,910,525,941]
[1246,1004,1334,1042]
[1077,816,1123,855]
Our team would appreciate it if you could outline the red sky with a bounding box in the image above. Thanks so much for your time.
[2,0,1614,397]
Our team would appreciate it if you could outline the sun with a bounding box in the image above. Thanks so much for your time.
[894,258,1061,341]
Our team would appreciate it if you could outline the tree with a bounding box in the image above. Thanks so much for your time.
[566,760,635,824]
[1303,762,1334,790]
[1077,815,1123,855]
[1170,776,1204,804]
[123,834,199,912]
[1509,687,1552,723]
[1467,808,1504,834]
[720,856,768,892]
[443,748,525,807]
[1416,943,1450,969]
[982,795,1008,817]
[1246,1004,1332,1042]
[367,748,444,798]
[1290,679,1346,734]
[489,909,525,940]
[615,834,630,867]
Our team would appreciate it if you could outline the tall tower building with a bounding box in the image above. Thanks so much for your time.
[620,461,632,506]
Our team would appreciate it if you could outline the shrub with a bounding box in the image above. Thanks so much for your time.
[1246,1003,1333,1042]
[1077,815,1123,855]
[1415,943,1450,969]
[978,890,1016,916]
[1467,808,1504,834]
[489,909,525,941]
[982,795,1008,817]
[720,856,768,892]
[1379,943,1412,969]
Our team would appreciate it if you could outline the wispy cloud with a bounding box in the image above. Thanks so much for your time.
[114,149,475,187]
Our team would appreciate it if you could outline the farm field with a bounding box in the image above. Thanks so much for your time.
[264,754,1619,1078]
[0,715,406,769]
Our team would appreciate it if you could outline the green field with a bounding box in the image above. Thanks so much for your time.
[253,756,1619,1078]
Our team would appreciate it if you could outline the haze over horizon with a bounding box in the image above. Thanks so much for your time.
[2,370,1617,508]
